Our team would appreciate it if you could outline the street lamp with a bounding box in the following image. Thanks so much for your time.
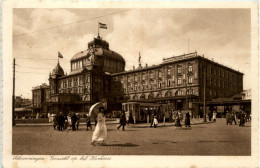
[183,74,188,111]
[203,67,207,122]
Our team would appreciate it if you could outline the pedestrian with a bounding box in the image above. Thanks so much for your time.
[66,113,71,130]
[230,112,237,125]
[175,112,182,127]
[76,113,80,130]
[185,111,191,127]
[117,110,126,131]
[86,113,92,131]
[91,107,107,146]
[58,112,65,131]
[71,113,78,131]
[125,110,130,124]
[208,112,212,121]
[238,110,245,127]
[150,112,154,128]
[226,111,231,125]
[48,112,52,123]
[212,111,217,122]
[153,115,158,128]
[53,115,58,130]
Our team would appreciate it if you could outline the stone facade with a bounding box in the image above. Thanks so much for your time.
[32,36,244,119]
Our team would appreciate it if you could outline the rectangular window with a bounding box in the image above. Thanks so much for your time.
[218,81,221,87]
[177,78,182,85]
[142,74,145,80]
[167,69,171,76]
[135,85,137,91]
[158,82,162,88]
[177,67,182,74]
[142,84,145,90]
[150,83,153,90]
[168,80,171,86]
[158,71,162,78]
[188,65,193,72]
[150,72,153,79]
[188,77,193,84]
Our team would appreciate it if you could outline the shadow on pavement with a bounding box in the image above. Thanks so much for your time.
[198,140,215,143]
[104,143,139,147]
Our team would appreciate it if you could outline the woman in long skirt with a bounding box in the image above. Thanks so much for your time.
[91,107,107,146]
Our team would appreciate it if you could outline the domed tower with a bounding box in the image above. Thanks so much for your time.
[51,62,64,78]
[70,36,125,74]
[49,62,65,95]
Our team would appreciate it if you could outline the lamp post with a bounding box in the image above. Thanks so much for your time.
[183,74,188,111]
[203,67,207,122]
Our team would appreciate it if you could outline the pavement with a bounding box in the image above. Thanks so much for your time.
[14,118,213,127]
[12,118,251,155]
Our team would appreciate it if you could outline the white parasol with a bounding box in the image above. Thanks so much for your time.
[89,102,105,118]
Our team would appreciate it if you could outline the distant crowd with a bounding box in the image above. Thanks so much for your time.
[225,109,251,126]
[52,112,93,131]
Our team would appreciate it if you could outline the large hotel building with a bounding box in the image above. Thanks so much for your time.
[32,36,244,121]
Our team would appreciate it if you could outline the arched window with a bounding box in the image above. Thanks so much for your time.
[148,93,154,99]
[133,95,138,100]
[156,92,162,98]
[140,94,146,100]
[165,91,172,97]
[175,90,180,96]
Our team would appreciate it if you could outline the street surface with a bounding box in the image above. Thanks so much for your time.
[12,119,251,155]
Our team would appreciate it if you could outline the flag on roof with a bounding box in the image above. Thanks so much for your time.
[58,52,63,58]
[99,22,107,29]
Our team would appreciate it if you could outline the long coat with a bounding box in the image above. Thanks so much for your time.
[119,113,126,125]
[185,112,191,126]
[71,115,78,124]
[58,115,65,125]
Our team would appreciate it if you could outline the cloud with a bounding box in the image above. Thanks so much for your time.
[12,8,251,98]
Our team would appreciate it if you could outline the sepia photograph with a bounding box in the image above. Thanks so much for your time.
[2,1,259,168]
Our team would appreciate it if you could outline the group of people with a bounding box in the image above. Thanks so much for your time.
[53,112,81,131]
[226,110,250,127]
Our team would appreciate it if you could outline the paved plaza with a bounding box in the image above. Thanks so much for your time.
[12,119,251,155]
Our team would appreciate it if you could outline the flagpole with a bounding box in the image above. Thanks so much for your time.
[98,22,100,38]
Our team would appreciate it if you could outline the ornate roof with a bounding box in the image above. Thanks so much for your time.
[71,48,125,63]
[52,63,64,76]
[70,37,125,63]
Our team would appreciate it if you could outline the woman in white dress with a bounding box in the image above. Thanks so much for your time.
[91,107,107,146]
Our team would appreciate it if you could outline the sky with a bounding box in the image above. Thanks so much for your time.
[13,8,251,99]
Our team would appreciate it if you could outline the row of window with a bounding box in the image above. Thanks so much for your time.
[116,64,194,82]
[208,78,234,89]
[118,77,194,93]
[58,86,90,94]
[209,66,237,79]
[103,59,124,70]
[59,77,91,88]
[71,60,83,71]
[119,89,195,100]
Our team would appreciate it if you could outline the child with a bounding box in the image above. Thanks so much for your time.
[153,115,158,128]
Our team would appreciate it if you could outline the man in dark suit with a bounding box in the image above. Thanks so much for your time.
[58,112,65,131]
[71,113,78,131]
[117,111,126,131]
